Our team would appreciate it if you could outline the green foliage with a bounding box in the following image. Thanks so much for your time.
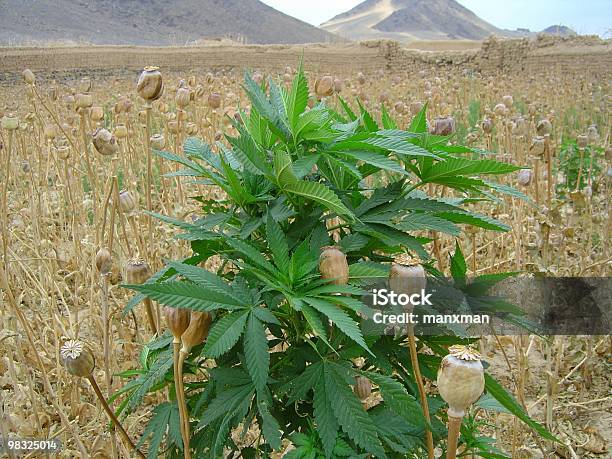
[120,65,555,457]
[556,139,603,195]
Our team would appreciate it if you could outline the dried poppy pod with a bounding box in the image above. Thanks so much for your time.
[90,106,104,122]
[205,72,214,84]
[78,76,92,93]
[61,340,95,377]
[95,248,112,275]
[208,92,222,109]
[114,123,128,139]
[75,93,93,110]
[164,306,191,344]
[185,122,198,135]
[114,96,132,114]
[517,169,532,186]
[432,116,455,136]
[63,94,75,108]
[531,136,545,157]
[353,376,372,400]
[319,246,349,285]
[378,91,390,104]
[315,76,334,98]
[493,103,507,117]
[357,72,366,85]
[181,311,212,354]
[388,263,426,313]
[536,119,552,136]
[194,84,205,98]
[168,120,179,134]
[118,189,137,214]
[92,128,119,156]
[137,66,163,102]
[502,95,513,109]
[126,259,151,285]
[43,124,58,140]
[481,117,493,134]
[175,81,191,109]
[437,345,484,419]
[394,101,405,114]
[56,146,70,160]
[586,125,598,144]
[576,135,588,149]
[410,101,423,116]
[22,69,35,85]
[150,134,165,150]
[333,78,342,93]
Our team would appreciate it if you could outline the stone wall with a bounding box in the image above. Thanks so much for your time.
[0,35,610,84]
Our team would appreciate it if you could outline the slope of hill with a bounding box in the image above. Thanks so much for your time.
[542,25,577,37]
[0,0,341,46]
[321,0,503,41]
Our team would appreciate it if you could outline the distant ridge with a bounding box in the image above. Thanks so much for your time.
[0,0,341,46]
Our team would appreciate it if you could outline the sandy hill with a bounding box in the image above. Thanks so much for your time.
[0,0,341,46]
[321,0,504,41]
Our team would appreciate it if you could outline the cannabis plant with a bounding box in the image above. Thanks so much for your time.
[122,65,556,458]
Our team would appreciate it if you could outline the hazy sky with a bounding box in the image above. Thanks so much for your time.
[260,0,611,36]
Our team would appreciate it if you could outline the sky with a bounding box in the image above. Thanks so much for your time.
[260,0,611,36]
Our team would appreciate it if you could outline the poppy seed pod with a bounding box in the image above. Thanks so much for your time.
[517,169,532,186]
[195,84,205,98]
[315,76,334,98]
[75,93,93,109]
[481,117,493,134]
[353,376,372,400]
[95,248,112,275]
[137,66,163,102]
[61,340,95,378]
[90,106,104,122]
[118,189,137,214]
[114,124,128,139]
[92,128,119,156]
[333,78,343,93]
[410,101,423,116]
[208,92,222,109]
[586,125,599,144]
[502,95,513,109]
[1,114,19,131]
[22,69,35,85]
[494,103,507,117]
[175,81,191,109]
[536,119,552,136]
[78,77,92,93]
[319,246,349,285]
[164,306,191,343]
[181,311,212,353]
[576,135,588,149]
[394,101,405,114]
[126,259,151,285]
[44,124,58,140]
[432,116,456,136]
[531,136,545,156]
[388,263,426,313]
[150,134,165,150]
[437,345,484,418]
[357,72,366,85]
[252,71,264,85]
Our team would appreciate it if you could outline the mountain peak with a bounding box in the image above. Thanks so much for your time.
[322,0,501,41]
[0,0,341,46]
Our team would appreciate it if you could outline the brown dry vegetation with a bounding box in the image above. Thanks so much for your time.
[0,37,610,458]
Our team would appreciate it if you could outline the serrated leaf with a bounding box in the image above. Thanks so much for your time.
[380,103,397,130]
[422,158,522,182]
[485,374,558,442]
[167,261,246,305]
[126,282,238,312]
[314,376,340,458]
[362,372,424,429]
[300,303,328,342]
[450,241,467,281]
[244,314,269,392]
[286,361,324,404]
[203,310,249,358]
[285,62,309,132]
[257,394,282,450]
[285,180,353,219]
[138,402,172,458]
[409,102,428,133]
[304,298,370,354]
[126,350,173,414]
[338,150,407,175]
[398,213,461,235]
[324,363,386,458]
[435,211,510,232]
[266,215,290,273]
